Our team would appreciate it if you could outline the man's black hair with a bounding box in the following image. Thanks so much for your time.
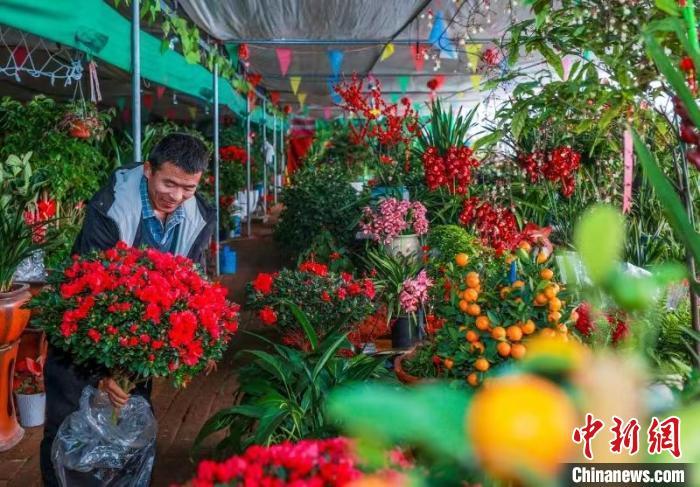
[148,133,210,174]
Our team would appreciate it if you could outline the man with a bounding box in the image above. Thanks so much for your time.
[40,133,216,486]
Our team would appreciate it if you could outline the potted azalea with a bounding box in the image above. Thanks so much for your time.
[360,197,429,258]
[363,248,432,349]
[13,355,45,428]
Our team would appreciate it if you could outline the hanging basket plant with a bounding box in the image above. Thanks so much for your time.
[58,102,105,140]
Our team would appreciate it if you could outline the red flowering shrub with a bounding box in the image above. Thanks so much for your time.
[219,145,247,163]
[248,262,375,338]
[183,438,408,487]
[32,243,239,387]
[23,197,57,243]
[347,307,391,349]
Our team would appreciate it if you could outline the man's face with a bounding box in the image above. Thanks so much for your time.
[143,161,202,214]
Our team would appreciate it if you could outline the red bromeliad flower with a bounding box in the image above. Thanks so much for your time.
[36,243,239,387]
[23,197,57,243]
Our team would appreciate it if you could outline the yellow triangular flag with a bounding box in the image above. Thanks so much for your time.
[297,92,307,108]
[380,43,395,62]
[290,76,302,95]
[465,44,482,71]
[470,75,482,91]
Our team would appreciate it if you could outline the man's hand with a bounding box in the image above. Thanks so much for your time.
[99,377,130,409]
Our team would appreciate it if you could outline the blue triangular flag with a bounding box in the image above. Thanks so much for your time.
[438,37,458,59]
[327,75,342,104]
[328,50,344,76]
[428,11,446,46]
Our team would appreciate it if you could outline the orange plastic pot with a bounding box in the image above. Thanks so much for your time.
[0,284,31,451]
[393,349,421,385]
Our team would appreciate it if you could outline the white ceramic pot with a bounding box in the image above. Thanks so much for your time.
[15,392,45,428]
[385,234,421,259]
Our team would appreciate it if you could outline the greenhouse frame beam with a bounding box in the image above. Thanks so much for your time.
[222,38,494,46]
[213,61,220,276]
[132,0,142,162]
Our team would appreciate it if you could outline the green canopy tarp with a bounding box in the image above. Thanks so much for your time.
[0,0,272,124]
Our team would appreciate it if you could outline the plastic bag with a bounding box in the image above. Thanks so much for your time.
[52,386,157,487]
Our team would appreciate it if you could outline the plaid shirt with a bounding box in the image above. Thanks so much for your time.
[140,176,184,249]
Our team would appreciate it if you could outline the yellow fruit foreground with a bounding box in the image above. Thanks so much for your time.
[466,374,578,481]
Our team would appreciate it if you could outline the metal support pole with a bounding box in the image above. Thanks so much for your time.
[273,112,278,204]
[213,62,220,276]
[281,126,286,188]
[262,100,268,216]
[131,0,142,162]
[246,96,252,238]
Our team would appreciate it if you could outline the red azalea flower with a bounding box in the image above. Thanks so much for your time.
[87,329,101,343]
[336,288,347,301]
[259,307,278,326]
[252,273,275,294]
[321,291,331,302]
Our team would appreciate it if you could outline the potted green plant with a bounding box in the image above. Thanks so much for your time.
[363,248,431,349]
[13,355,45,428]
[0,152,50,450]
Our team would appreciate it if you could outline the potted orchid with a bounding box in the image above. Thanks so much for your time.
[13,355,45,427]
[363,249,432,349]
[360,197,428,258]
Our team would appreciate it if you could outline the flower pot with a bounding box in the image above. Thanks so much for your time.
[385,234,421,259]
[394,349,421,384]
[14,392,45,428]
[0,283,31,450]
[69,122,91,139]
[391,316,419,350]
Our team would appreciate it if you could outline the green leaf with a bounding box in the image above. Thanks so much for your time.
[574,205,625,285]
[284,301,319,351]
[328,383,472,460]
[243,350,290,387]
[655,0,681,16]
[632,130,700,263]
[645,34,700,128]
[538,44,564,79]
[312,332,350,382]
[511,109,527,140]
[471,130,502,151]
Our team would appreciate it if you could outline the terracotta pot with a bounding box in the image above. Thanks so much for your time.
[0,283,31,346]
[0,283,31,451]
[69,121,91,139]
[16,282,48,367]
[394,349,421,385]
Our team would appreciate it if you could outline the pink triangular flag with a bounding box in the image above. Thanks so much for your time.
[12,46,28,66]
[143,93,154,111]
[166,107,177,120]
[323,106,332,120]
[276,48,292,76]
[410,45,425,72]
[122,107,131,123]
[156,86,166,99]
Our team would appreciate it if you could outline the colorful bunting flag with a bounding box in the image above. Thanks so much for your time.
[622,129,634,213]
[380,43,395,61]
[466,44,482,71]
[297,92,307,108]
[562,56,573,80]
[121,107,131,123]
[323,106,332,120]
[188,106,197,120]
[276,48,292,76]
[12,46,28,66]
[166,107,177,120]
[156,86,166,99]
[397,75,410,93]
[290,76,302,95]
[410,45,425,72]
[470,75,482,91]
[225,43,239,66]
[428,11,446,45]
[143,93,154,111]
[116,96,126,111]
[328,50,344,76]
